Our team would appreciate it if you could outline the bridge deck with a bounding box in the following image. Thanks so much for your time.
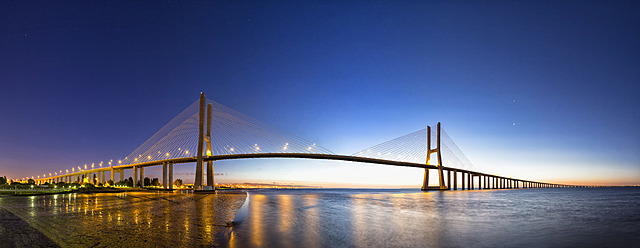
[38,153,543,184]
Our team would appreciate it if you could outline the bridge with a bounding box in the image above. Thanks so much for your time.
[28,93,582,190]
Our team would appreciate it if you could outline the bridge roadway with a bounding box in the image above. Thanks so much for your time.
[35,153,575,189]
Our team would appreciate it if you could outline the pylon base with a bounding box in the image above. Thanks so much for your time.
[421,186,449,191]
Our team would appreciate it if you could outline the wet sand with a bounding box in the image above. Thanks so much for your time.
[0,191,247,247]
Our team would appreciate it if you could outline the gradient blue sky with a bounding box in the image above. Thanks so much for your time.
[1,1,638,186]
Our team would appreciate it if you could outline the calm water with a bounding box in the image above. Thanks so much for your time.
[1,188,639,247]
[228,188,640,247]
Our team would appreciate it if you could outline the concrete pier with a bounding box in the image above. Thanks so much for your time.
[461,172,465,190]
[163,162,167,189]
[140,167,145,187]
[453,171,457,190]
[133,167,137,187]
[169,162,173,190]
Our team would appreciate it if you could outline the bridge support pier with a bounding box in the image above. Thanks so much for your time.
[484,175,487,189]
[447,170,451,189]
[485,176,489,189]
[140,167,145,187]
[133,167,137,187]
[453,171,457,190]
[169,162,173,190]
[163,162,167,189]
[461,172,465,190]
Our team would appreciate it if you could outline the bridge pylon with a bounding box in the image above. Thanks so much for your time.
[421,122,448,190]
[195,92,215,192]
[205,103,214,190]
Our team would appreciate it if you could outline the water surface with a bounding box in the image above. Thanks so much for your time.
[229,188,640,247]
[1,188,638,247]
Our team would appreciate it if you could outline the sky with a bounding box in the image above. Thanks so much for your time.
[1,1,638,187]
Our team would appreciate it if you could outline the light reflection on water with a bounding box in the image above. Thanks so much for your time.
[2,188,639,247]
[229,188,640,247]
[0,191,246,247]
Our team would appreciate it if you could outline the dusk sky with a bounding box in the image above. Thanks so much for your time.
[1,1,638,186]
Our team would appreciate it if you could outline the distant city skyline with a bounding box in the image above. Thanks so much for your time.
[1,1,638,186]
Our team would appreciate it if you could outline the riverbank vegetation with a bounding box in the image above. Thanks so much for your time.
[0,175,189,196]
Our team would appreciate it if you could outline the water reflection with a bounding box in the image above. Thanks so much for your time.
[0,191,246,247]
[227,188,640,247]
[249,194,265,247]
[302,195,320,247]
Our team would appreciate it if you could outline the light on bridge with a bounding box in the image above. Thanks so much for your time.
[147,156,151,159]
[135,158,138,162]
[119,160,122,164]
[185,150,189,155]
[206,150,211,156]
[166,153,170,157]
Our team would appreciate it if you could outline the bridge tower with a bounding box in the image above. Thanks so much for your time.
[205,103,214,190]
[195,93,205,190]
[421,122,447,190]
[195,92,215,191]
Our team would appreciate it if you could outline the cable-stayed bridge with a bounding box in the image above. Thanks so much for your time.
[30,93,580,190]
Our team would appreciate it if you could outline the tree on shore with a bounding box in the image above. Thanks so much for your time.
[173,179,183,188]
[27,179,35,185]
[0,176,7,185]
[106,179,114,186]
[151,178,160,186]
[143,177,151,187]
